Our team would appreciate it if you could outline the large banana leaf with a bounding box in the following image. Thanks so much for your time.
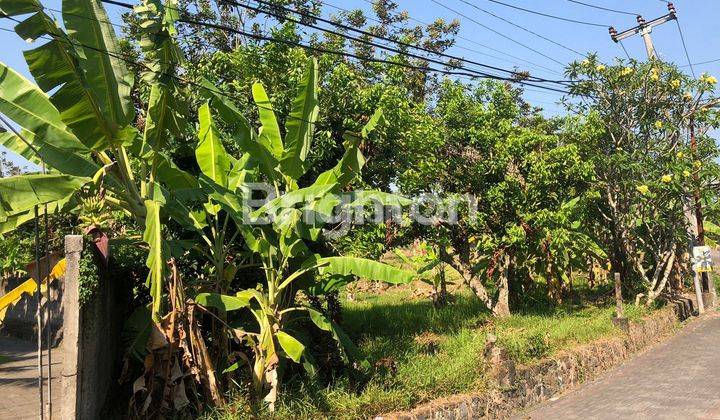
[143,84,179,152]
[143,200,168,320]
[253,184,337,219]
[316,256,416,284]
[0,62,98,176]
[276,331,304,363]
[252,82,283,158]
[236,133,282,185]
[0,130,42,166]
[312,134,365,189]
[280,58,318,179]
[0,0,40,14]
[312,110,382,189]
[199,79,253,144]
[195,292,253,312]
[0,199,70,235]
[0,174,90,219]
[196,102,231,188]
[0,61,86,152]
[306,307,367,366]
[62,0,134,130]
[1,0,121,150]
[348,191,413,207]
[155,154,198,190]
[202,85,283,183]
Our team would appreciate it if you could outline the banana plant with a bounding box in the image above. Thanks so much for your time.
[189,57,416,408]
[394,242,452,307]
[0,0,196,319]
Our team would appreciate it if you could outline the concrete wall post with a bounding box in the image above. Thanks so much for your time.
[60,235,82,420]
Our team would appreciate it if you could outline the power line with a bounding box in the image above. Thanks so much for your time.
[680,58,720,68]
[101,0,575,91]
[0,24,570,138]
[618,40,632,60]
[3,5,574,99]
[674,19,696,78]
[454,0,588,58]
[481,0,611,28]
[565,0,639,17]
[184,15,576,92]
[452,44,561,76]
[226,0,571,84]
[429,0,567,66]
[353,0,564,76]
[316,0,563,76]
[97,0,572,86]
[0,25,328,127]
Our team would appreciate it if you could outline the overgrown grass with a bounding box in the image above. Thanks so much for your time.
[210,283,655,419]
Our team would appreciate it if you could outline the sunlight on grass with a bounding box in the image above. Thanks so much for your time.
[270,286,653,418]
[211,284,658,419]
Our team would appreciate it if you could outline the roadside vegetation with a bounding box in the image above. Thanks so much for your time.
[0,0,717,418]
[207,276,653,419]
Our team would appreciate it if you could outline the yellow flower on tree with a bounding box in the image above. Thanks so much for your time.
[650,68,660,81]
[637,185,649,195]
[683,170,691,177]
[654,120,664,129]
[661,175,672,183]
[670,79,681,89]
[676,151,684,159]
[620,67,633,76]
[694,160,703,168]
[596,64,606,72]
[701,73,718,85]
[581,59,590,66]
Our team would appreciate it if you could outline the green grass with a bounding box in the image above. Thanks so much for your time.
[210,284,655,419]
[0,355,9,364]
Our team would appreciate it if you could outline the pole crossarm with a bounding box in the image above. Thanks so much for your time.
[608,3,677,61]
[610,12,677,43]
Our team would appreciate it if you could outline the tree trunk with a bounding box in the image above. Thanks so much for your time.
[492,254,511,317]
[441,242,495,311]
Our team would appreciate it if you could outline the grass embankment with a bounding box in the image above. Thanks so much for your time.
[211,280,653,419]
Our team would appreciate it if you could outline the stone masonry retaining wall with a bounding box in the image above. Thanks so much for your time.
[376,306,679,420]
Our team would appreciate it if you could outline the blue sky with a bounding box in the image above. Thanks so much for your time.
[1,0,719,166]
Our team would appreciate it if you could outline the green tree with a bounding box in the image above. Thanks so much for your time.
[400,79,594,316]
[565,56,720,304]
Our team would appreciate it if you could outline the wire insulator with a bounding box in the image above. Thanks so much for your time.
[609,26,618,42]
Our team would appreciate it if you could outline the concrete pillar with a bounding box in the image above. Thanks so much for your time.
[61,235,82,420]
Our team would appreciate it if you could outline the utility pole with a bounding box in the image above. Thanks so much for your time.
[609,3,677,59]
[609,3,716,311]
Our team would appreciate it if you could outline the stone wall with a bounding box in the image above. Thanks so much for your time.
[376,306,679,420]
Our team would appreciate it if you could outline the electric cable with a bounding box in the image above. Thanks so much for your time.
[429,0,567,66]
[481,0,610,28]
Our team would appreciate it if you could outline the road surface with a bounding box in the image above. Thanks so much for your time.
[0,335,63,419]
[517,312,720,419]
